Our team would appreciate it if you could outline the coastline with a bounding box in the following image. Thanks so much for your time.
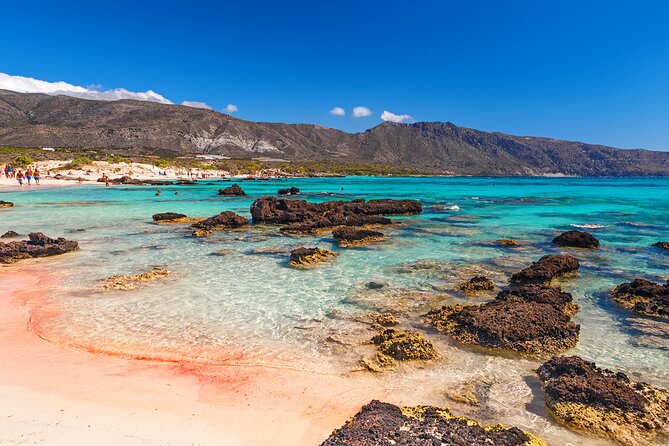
[0,265,399,446]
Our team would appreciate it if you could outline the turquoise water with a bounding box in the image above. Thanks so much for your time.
[1,177,669,442]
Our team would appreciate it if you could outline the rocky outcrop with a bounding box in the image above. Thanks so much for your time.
[537,356,669,445]
[250,196,420,233]
[289,247,338,267]
[101,267,170,291]
[218,184,246,196]
[189,211,248,236]
[332,227,384,247]
[321,400,547,446]
[1,230,18,238]
[497,284,579,316]
[510,255,580,286]
[0,200,14,208]
[152,212,197,224]
[458,276,495,294]
[111,175,142,185]
[553,230,600,249]
[278,187,300,195]
[371,328,436,362]
[0,232,79,264]
[610,278,669,320]
[653,242,669,251]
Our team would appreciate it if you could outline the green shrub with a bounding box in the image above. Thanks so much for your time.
[154,159,171,168]
[13,155,34,168]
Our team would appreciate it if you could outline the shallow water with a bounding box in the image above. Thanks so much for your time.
[2,176,669,444]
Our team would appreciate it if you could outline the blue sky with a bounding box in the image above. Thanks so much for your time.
[2,0,669,150]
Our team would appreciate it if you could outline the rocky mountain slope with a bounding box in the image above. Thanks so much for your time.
[1,89,668,176]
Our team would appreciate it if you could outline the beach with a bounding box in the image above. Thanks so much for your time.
[1,176,668,445]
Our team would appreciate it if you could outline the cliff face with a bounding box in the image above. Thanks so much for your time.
[2,89,668,176]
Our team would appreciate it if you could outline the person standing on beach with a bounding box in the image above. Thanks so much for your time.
[16,171,24,187]
[33,168,40,185]
[8,164,13,178]
[25,167,33,186]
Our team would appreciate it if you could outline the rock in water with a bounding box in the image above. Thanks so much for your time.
[458,276,495,294]
[653,241,669,251]
[0,200,14,208]
[610,278,669,320]
[371,328,436,362]
[498,238,520,246]
[101,268,170,291]
[152,212,193,223]
[1,230,18,238]
[218,184,246,196]
[0,233,79,264]
[289,247,338,267]
[537,356,669,446]
[111,176,142,185]
[497,284,580,316]
[189,211,248,236]
[553,230,600,249]
[278,186,300,195]
[332,227,384,247]
[320,400,547,446]
[510,255,580,286]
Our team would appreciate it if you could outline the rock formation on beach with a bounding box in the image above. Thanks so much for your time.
[289,247,338,267]
[510,255,580,286]
[0,200,14,208]
[610,278,669,320]
[152,212,200,224]
[537,355,669,445]
[332,227,385,247]
[1,230,18,238]
[320,400,547,446]
[553,230,600,249]
[190,211,248,236]
[110,175,143,185]
[218,184,246,196]
[250,196,420,234]
[496,284,580,316]
[278,187,300,195]
[101,267,170,291]
[458,276,495,294]
[0,232,79,263]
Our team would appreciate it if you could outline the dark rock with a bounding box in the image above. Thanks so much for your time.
[653,241,669,251]
[143,179,174,186]
[0,201,14,208]
[111,175,142,185]
[218,184,246,196]
[332,227,384,247]
[320,400,547,446]
[510,255,580,286]
[425,299,580,357]
[610,278,669,320]
[189,211,248,236]
[0,232,79,264]
[497,284,579,316]
[458,276,495,294]
[250,196,420,234]
[278,187,300,195]
[553,230,600,249]
[366,281,388,290]
[289,247,338,267]
[537,356,669,445]
[176,180,197,185]
[152,212,187,222]
[1,231,18,238]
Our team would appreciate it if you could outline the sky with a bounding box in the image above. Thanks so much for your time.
[2,0,669,150]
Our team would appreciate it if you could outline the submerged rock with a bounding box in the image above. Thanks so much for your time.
[610,278,669,320]
[0,200,14,208]
[1,230,18,238]
[537,355,669,446]
[498,238,520,246]
[458,276,495,294]
[218,184,246,196]
[289,247,338,267]
[652,241,669,251]
[553,230,600,249]
[425,291,580,357]
[332,227,384,247]
[250,196,420,233]
[0,233,79,264]
[510,255,580,286]
[189,211,248,236]
[278,186,300,195]
[101,267,170,291]
[321,400,547,446]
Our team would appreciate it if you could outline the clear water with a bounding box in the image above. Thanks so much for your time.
[2,177,669,442]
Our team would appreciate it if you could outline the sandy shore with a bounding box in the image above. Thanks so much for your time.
[0,264,407,446]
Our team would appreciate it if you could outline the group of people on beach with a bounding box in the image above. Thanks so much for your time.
[1,164,41,186]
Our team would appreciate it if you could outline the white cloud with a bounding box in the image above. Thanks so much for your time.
[352,106,372,118]
[222,104,238,114]
[0,72,172,104]
[181,101,212,110]
[329,106,345,116]
[381,110,414,123]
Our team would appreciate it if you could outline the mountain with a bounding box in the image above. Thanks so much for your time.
[1,89,668,176]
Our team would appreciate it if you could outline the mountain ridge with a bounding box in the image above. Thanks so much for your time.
[1,89,668,176]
